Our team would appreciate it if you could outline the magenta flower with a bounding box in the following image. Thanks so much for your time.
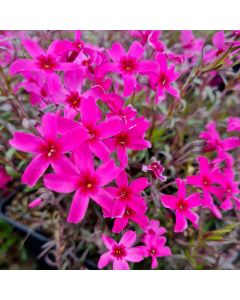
[111,205,149,233]
[140,236,172,269]
[143,219,167,239]
[9,113,88,187]
[106,117,151,167]
[149,53,180,103]
[98,41,158,96]
[161,178,201,232]
[106,170,150,218]
[199,121,240,152]
[98,230,144,270]
[227,117,240,132]
[54,30,101,62]
[44,145,121,223]
[10,38,79,76]
[186,156,223,218]
[142,160,167,181]
[148,31,166,52]
[80,97,123,161]
[180,31,204,60]
[214,168,240,210]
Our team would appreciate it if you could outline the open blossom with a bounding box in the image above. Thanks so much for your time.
[180,30,203,60]
[44,145,121,223]
[142,160,167,181]
[51,70,104,118]
[148,31,166,52]
[186,156,223,218]
[142,219,167,242]
[14,71,61,108]
[199,121,240,152]
[9,113,88,187]
[149,53,180,103]
[106,170,150,218]
[98,230,144,270]
[214,168,240,210]
[140,235,172,269]
[54,30,101,63]
[105,116,151,167]
[161,178,201,232]
[97,41,158,96]
[10,37,79,76]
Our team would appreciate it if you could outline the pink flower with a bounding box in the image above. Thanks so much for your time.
[180,31,203,58]
[142,160,167,181]
[140,235,172,269]
[10,38,79,76]
[54,30,101,63]
[187,156,223,218]
[227,117,240,132]
[0,166,12,189]
[98,41,158,96]
[111,205,149,233]
[214,168,240,210]
[98,230,144,270]
[143,219,167,239]
[44,145,121,223]
[28,198,43,208]
[105,117,151,167]
[161,178,201,232]
[9,113,88,187]
[148,31,166,52]
[106,170,150,218]
[199,121,240,152]
[149,53,180,103]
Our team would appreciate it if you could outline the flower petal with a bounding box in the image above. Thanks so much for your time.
[119,230,136,249]
[98,252,112,269]
[160,194,178,210]
[22,154,49,187]
[9,132,43,153]
[41,113,57,141]
[125,247,144,262]
[44,173,79,193]
[22,39,45,58]
[129,177,150,193]
[10,59,38,75]
[67,190,89,223]
[96,160,120,186]
[107,42,126,62]
[97,117,123,139]
[102,234,117,250]
[174,211,188,232]
[113,259,129,270]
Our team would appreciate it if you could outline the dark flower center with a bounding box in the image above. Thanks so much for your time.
[79,174,99,193]
[120,57,137,73]
[116,133,129,147]
[37,55,58,71]
[176,199,188,211]
[202,176,211,187]
[112,244,127,260]
[66,91,81,109]
[159,73,168,86]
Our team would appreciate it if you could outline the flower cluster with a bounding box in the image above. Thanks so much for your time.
[1,30,240,270]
